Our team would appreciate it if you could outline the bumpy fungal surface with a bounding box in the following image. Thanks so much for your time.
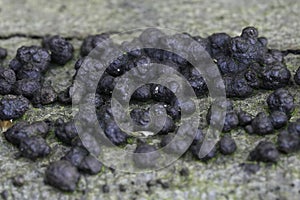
[1,26,300,194]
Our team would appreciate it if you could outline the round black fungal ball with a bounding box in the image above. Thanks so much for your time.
[267,88,295,115]
[45,160,80,192]
[190,141,218,162]
[219,135,237,155]
[15,64,43,81]
[104,120,128,145]
[133,144,160,168]
[248,141,279,163]
[241,27,259,40]
[78,155,103,175]
[80,33,110,57]
[62,146,89,167]
[54,119,78,146]
[0,68,16,95]
[222,111,239,132]
[237,110,253,126]
[19,136,51,160]
[57,87,72,105]
[207,32,231,58]
[294,67,300,85]
[9,46,51,73]
[0,95,30,120]
[31,85,57,106]
[13,79,42,99]
[0,47,7,60]
[277,131,300,154]
[160,134,189,154]
[131,85,152,102]
[269,111,288,129]
[287,120,300,137]
[42,35,74,65]
[260,65,291,90]
[3,121,30,146]
[251,112,274,135]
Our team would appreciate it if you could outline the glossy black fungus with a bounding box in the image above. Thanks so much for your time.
[0,68,16,95]
[12,175,25,187]
[267,88,295,116]
[19,136,51,160]
[78,155,103,175]
[13,79,41,99]
[0,95,30,120]
[248,141,279,163]
[0,47,7,60]
[62,146,88,167]
[55,119,78,145]
[80,33,110,57]
[237,110,253,126]
[9,46,51,73]
[150,84,175,104]
[269,111,288,129]
[294,67,300,85]
[219,135,237,155]
[277,131,300,154]
[45,160,80,192]
[42,35,74,65]
[250,112,274,135]
[133,144,160,168]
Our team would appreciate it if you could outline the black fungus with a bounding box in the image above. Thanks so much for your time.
[80,33,110,57]
[287,120,300,137]
[62,146,88,167]
[294,67,300,85]
[269,111,288,129]
[1,190,8,200]
[12,175,25,187]
[160,134,189,154]
[219,135,237,155]
[0,47,7,60]
[31,85,57,106]
[277,131,300,154]
[190,141,218,161]
[42,35,74,65]
[103,120,128,145]
[102,184,110,193]
[131,85,152,102]
[13,79,41,99]
[0,68,16,95]
[45,160,80,192]
[267,88,295,116]
[78,155,103,175]
[9,46,51,73]
[19,136,51,160]
[0,95,30,120]
[222,111,239,132]
[55,119,78,145]
[133,144,160,168]
[237,110,253,126]
[4,121,49,146]
[248,141,279,163]
[250,112,274,135]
